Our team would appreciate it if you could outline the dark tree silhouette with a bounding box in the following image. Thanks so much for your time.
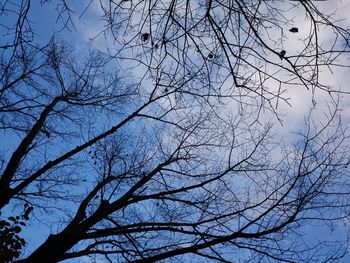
[1,0,350,262]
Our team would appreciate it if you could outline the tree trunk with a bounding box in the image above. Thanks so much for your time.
[16,230,81,263]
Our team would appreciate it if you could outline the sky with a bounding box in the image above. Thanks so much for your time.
[2,0,350,262]
[70,0,350,129]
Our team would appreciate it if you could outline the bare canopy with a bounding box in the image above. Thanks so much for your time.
[1,0,350,262]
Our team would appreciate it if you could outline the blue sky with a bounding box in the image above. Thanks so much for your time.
[2,0,350,262]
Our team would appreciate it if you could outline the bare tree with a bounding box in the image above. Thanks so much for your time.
[1,0,350,262]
